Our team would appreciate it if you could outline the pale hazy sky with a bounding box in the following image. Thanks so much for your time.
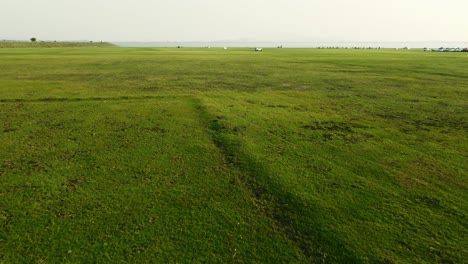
[1,0,467,42]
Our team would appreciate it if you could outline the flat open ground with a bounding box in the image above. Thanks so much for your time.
[0,47,467,263]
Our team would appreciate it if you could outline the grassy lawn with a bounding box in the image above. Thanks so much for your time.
[0,47,467,263]
[0,42,115,48]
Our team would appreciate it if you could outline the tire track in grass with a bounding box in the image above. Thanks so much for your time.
[191,97,360,263]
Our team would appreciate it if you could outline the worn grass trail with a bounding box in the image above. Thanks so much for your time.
[1,47,467,263]
[199,91,467,263]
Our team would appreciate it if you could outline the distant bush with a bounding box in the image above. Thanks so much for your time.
[30,37,37,42]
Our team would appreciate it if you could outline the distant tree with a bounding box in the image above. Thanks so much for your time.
[30,37,37,42]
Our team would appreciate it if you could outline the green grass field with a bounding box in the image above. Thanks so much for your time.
[0,41,115,48]
[0,47,467,263]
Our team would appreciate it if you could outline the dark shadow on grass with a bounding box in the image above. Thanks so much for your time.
[191,98,361,263]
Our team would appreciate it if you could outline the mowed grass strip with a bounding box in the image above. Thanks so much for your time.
[0,47,467,263]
